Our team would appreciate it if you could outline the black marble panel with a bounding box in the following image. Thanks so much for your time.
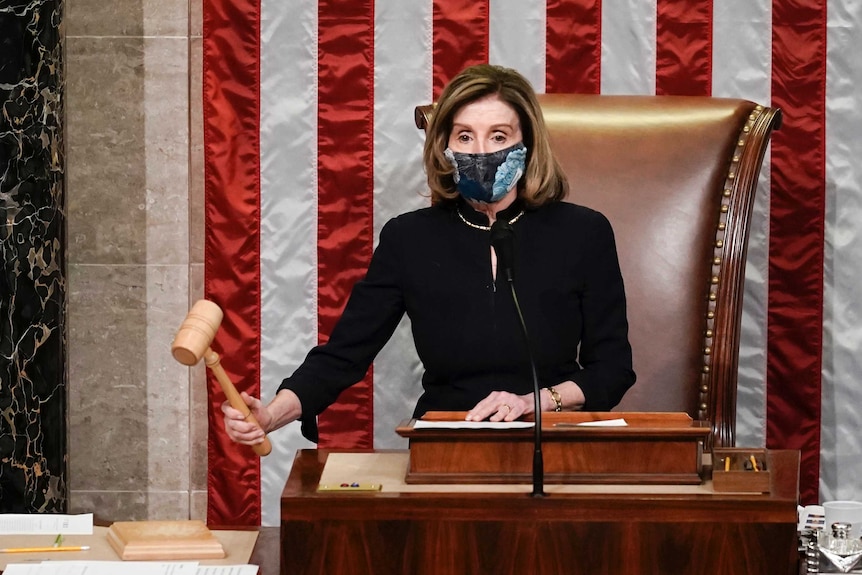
[0,0,67,512]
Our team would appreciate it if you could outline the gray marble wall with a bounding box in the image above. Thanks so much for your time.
[64,0,207,520]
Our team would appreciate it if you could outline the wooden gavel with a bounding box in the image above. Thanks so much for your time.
[171,299,272,456]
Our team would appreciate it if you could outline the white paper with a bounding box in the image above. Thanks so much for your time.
[3,566,88,575]
[39,561,197,574]
[799,504,826,531]
[2,565,85,575]
[196,566,259,575]
[573,418,629,427]
[412,420,534,430]
[2,563,258,575]
[0,514,94,535]
[2,566,43,575]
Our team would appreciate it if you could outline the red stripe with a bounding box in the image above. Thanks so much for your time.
[432,0,490,98]
[202,0,262,525]
[315,1,376,449]
[545,0,602,94]
[767,0,826,506]
[655,0,713,95]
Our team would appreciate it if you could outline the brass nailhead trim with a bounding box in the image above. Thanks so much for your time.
[700,105,764,424]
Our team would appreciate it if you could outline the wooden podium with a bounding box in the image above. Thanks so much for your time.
[280,414,800,575]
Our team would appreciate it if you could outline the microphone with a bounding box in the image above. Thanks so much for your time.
[490,219,516,282]
[490,220,545,497]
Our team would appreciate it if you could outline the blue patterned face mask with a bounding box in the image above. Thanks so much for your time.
[444,142,527,203]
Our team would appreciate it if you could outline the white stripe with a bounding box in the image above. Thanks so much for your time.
[822,0,862,503]
[490,0,546,93]
[372,0,431,448]
[259,0,318,526]
[600,0,656,95]
[713,0,772,450]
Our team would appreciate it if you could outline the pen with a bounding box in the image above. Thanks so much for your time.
[0,545,90,554]
[749,455,759,472]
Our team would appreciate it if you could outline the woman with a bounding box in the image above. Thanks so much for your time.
[223,64,635,446]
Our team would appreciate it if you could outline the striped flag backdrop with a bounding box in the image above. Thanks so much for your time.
[202,0,862,526]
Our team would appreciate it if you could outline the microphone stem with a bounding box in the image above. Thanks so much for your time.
[507,281,546,498]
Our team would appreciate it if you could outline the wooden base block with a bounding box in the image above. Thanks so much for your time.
[107,520,226,561]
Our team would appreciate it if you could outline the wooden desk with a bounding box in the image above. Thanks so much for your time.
[281,449,800,575]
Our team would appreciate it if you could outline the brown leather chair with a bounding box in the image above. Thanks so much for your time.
[416,95,781,448]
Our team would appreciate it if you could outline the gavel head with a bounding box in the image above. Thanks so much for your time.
[171,299,224,366]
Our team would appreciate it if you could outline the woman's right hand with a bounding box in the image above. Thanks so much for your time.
[221,388,303,445]
[221,391,271,446]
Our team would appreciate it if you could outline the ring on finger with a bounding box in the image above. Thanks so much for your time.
[501,404,511,413]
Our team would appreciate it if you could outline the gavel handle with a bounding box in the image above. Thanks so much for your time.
[204,348,273,457]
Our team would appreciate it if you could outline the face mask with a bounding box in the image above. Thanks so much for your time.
[444,142,527,203]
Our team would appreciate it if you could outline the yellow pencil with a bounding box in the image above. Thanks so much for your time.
[0,545,90,554]
[749,454,759,472]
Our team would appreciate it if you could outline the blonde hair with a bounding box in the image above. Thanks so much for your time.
[423,64,568,207]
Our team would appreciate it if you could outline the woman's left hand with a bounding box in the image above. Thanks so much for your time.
[465,390,534,422]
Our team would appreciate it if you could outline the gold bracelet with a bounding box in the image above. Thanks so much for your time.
[546,386,562,412]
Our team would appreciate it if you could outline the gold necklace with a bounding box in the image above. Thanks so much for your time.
[456,208,525,231]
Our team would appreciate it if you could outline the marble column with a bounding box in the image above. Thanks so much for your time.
[64,0,201,520]
[0,0,67,511]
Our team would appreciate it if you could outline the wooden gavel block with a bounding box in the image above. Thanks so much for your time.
[172,299,272,457]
